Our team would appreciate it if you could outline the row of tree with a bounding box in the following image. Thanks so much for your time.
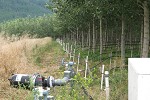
[47,0,150,66]
[0,15,56,37]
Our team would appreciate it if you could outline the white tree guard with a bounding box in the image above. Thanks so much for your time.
[105,71,109,100]
[101,65,105,90]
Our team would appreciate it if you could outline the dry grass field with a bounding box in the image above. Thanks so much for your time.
[0,35,64,100]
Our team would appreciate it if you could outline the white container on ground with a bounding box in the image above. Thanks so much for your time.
[128,58,150,100]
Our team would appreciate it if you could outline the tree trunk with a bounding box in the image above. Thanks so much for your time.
[140,20,144,57]
[111,28,113,45]
[121,14,125,66]
[86,30,88,47]
[70,32,73,43]
[129,26,132,50]
[82,31,84,50]
[88,23,91,49]
[104,20,107,50]
[100,17,103,62]
[142,0,149,58]
[76,27,79,45]
[93,16,95,53]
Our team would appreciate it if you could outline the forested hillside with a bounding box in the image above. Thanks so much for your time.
[0,0,51,22]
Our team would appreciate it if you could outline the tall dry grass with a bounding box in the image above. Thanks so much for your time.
[0,35,52,77]
[0,34,52,99]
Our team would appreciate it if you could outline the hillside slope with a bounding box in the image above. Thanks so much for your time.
[0,0,51,22]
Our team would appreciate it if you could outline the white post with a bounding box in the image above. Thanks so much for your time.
[77,53,80,73]
[69,45,73,61]
[73,49,75,62]
[59,39,61,44]
[63,42,65,51]
[60,39,62,46]
[113,60,116,75]
[105,71,109,100]
[65,43,67,52]
[74,41,76,48]
[61,40,63,46]
[85,56,88,79]
[66,43,69,57]
[64,43,66,51]
[57,38,60,44]
[71,45,73,53]
[109,52,112,70]
[69,46,75,62]
[67,43,70,57]
[101,65,105,90]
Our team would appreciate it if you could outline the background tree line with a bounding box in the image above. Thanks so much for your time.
[0,15,57,37]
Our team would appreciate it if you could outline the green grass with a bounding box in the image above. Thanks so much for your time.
[109,69,128,100]
[56,43,129,100]
[32,40,129,100]
[31,41,65,67]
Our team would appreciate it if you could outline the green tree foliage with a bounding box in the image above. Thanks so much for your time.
[0,15,56,37]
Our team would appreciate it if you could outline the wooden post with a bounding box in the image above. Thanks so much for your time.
[105,71,109,100]
[100,65,105,90]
